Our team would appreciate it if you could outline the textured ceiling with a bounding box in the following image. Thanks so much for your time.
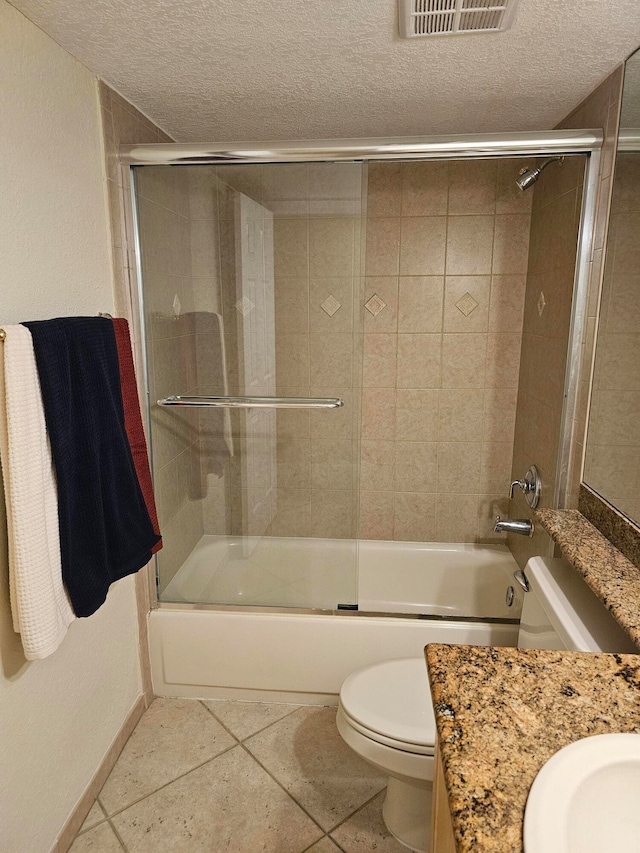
[9,0,640,142]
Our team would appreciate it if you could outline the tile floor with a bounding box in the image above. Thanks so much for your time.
[69,698,407,852]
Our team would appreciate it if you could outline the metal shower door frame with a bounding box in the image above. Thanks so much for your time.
[123,129,603,611]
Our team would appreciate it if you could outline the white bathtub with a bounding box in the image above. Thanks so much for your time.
[150,538,523,704]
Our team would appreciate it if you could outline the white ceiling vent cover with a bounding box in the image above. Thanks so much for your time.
[398,0,519,38]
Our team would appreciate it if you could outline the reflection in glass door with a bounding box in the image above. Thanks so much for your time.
[134,162,366,610]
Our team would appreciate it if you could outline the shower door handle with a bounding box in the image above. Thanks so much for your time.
[157,395,344,409]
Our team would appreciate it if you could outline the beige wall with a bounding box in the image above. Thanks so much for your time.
[0,4,142,850]
[359,160,531,542]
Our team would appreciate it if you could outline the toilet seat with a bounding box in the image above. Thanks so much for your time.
[339,658,436,755]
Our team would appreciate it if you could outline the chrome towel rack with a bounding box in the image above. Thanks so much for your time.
[157,395,344,409]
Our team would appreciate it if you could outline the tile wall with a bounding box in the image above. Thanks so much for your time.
[508,154,586,568]
[585,151,640,521]
[359,160,532,542]
[508,66,624,569]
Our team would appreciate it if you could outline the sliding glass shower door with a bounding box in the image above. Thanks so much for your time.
[133,162,366,609]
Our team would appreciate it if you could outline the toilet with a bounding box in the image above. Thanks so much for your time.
[336,556,638,852]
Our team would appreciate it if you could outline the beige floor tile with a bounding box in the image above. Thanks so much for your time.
[68,821,124,852]
[306,838,342,852]
[77,800,106,834]
[244,707,386,831]
[330,791,407,852]
[203,699,301,740]
[112,746,323,853]
[99,698,236,815]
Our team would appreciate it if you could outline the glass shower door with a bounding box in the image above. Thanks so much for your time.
[133,161,366,610]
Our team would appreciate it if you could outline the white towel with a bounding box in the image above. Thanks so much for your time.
[0,324,74,659]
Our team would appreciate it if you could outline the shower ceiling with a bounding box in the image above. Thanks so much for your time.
[10,0,640,141]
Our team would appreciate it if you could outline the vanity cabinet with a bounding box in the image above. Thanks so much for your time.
[431,741,456,853]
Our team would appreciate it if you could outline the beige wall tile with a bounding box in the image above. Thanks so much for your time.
[397,276,444,333]
[401,161,448,216]
[274,219,309,278]
[310,490,354,538]
[436,494,480,542]
[276,437,311,489]
[399,217,447,276]
[309,218,355,277]
[480,442,514,493]
[276,334,310,387]
[268,489,311,537]
[363,277,399,333]
[492,215,532,275]
[393,492,436,541]
[311,439,354,490]
[360,440,395,491]
[362,389,396,439]
[359,491,394,540]
[275,277,309,334]
[395,442,437,492]
[395,389,439,441]
[365,218,400,276]
[441,334,487,389]
[363,334,397,388]
[396,334,442,388]
[483,388,518,443]
[438,389,484,441]
[448,160,497,215]
[485,333,522,389]
[443,275,490,333]
[309,278,353,333]
[437,442,481,493]
[309,333,353,386]
[488,274,526,332]
[477,494,510,542]
[446,215,494,275]
[367,163,402,217]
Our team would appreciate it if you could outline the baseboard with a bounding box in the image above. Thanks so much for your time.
[55,694,146,852]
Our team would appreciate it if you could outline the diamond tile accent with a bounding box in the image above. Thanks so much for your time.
[365,294,386,317]
[235,296,255,316]
[455,292,479,317]
[537,291,547,317]
[321,295,342,317]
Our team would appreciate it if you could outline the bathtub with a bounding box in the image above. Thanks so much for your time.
[150,538,523,704]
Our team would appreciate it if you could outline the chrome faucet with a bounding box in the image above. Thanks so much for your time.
[494,516,534,537]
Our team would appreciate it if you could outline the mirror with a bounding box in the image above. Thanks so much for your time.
[584,47,640,524]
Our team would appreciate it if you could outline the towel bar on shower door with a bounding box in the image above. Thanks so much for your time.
[157,395,344,409]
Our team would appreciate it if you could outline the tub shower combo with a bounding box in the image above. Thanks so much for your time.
[121,132,601,701]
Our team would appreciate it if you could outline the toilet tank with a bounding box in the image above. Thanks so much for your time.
[517,556,638,653]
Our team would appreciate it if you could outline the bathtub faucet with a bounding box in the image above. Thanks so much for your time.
[494,515,534,537]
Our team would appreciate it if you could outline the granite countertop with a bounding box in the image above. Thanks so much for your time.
[426,643,640,853]
[536,508,640,649]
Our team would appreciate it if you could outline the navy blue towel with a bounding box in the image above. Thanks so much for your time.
[23,317,161,617]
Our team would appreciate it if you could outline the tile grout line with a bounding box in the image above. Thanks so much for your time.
[235,736,329,836]
[199,697,303,742]
[106,816,130,853]
[96,740,240,822]
[325,786,388,839]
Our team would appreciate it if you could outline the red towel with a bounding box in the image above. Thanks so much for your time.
[112,318,162,555]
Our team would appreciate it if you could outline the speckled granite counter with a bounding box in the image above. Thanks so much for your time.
[426,643,640,853]
[535,508,640,649]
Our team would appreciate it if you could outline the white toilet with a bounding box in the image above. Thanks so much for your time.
[337,556,638,852]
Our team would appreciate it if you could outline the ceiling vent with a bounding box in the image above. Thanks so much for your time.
[398,0,519,38]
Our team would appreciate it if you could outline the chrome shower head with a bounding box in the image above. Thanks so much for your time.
[516,156,564,191]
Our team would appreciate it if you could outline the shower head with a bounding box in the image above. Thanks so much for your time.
[516,156,565,191]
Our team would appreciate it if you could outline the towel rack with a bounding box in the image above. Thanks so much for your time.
[0,313,113,341]
[157,395,344,409]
